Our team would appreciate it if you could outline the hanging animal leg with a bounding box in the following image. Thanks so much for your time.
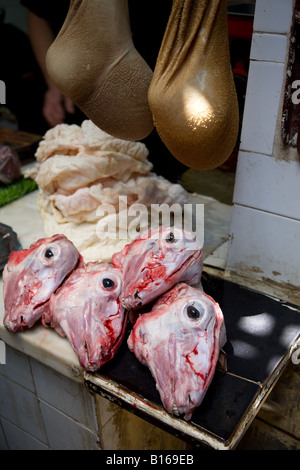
[46,0,154,141]
[148,0,239,170]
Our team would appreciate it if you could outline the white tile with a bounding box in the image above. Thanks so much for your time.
[0,345,35,392]
[250,33,288,63]
[233,151,300,220]
[0,419,8,450]
[254,0,294,34]
[31,358,98,431]
[1,418,49,450]
[39,401,100,450]
[240,60,285,155]
[0,375,47,442]
[227,205,300,286]
[204,241,228,270]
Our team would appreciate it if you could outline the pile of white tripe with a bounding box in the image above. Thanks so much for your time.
[25,120,188,262]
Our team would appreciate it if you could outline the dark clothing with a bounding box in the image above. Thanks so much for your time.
[0,8,48,135]
[20,0,86,130]
[20,0,172,68]
[129,1,172,70]
[20,0,70,35]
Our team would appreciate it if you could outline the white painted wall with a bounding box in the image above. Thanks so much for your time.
[226,0,300,287]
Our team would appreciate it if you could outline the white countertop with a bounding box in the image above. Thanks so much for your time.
[0,190,232,381]
[0,191,83,381]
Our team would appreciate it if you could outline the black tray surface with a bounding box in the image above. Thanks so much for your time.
[89,273,300,445]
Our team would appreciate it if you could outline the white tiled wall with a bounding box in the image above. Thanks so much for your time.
[228,205,300,286]
[253,0,294,34]
[250,33,288,63]
[0,345,100,450]
[232,151,300,220]
[1,419,48,450]
[226,0,300,287]
[239,60,286,155]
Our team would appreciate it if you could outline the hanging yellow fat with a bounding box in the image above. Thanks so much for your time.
[148,0,239,170]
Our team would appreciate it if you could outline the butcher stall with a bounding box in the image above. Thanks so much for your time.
[0,0,300,451]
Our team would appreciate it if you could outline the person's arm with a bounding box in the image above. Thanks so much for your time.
[28,11,74,127]
[28,11,55,88]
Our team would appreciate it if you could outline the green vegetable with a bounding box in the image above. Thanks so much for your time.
[0,176,38,208]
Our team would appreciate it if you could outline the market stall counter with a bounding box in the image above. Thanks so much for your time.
[1,190,299,450]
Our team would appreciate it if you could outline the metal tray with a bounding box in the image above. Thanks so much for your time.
[0,223,22,271]
[85,273,300,450]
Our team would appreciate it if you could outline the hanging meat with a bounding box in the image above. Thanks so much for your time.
[0,145,21,184]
